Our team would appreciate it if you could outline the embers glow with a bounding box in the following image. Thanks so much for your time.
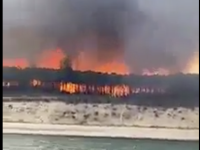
[3,79,164,97]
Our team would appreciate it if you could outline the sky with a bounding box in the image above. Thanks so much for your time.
[3,0,199,73]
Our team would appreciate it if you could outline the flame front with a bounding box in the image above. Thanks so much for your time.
[36,48,65,69]
[3,48,199,75]
[3,79,164,97]
[3,58,29,69]
[3,48,130,75]
[184,51,199,74]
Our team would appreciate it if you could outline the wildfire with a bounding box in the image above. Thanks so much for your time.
[93,61,129,75]
[69,50,130,75]
[3,58,29,69]
[142,68,170,76]
[184,51,199,74]
[36,48,65,69]
[59,82,150,97]
[3,48,199,75]
[3,79,163,97]
[3,48,130,75]
[3,48,65,69]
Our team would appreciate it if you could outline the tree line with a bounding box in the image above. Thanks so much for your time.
[3,66,199,107]
[3,66,199,94]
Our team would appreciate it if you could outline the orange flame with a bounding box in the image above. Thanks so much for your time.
[3,48,199,75]
[3,48,65,69]
[36,48,65,69]
[184,51,199,74]
[3,79,163,97]
[3,58,29,69]
[3,48,130,74]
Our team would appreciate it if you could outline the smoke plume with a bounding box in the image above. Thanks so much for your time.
[3,0,199,73]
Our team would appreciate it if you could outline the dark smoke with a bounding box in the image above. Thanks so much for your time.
[34,0,140,61]
[3,0,199,73]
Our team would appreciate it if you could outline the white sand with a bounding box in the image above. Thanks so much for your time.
[3,101,199,129]
[3,122,199,141]
[3,98,199,141]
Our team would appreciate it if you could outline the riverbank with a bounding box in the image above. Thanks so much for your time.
[3,97,199,141]
[3,122,199,141]
[3,99,199,129]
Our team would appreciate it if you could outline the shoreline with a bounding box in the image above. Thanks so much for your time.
[3,122,199,141]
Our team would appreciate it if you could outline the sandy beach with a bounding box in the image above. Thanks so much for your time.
[3,122,199,141]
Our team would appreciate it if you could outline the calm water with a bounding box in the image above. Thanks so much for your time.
[3,134,199,150]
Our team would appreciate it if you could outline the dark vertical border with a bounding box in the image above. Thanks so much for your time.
[1,0,3,149]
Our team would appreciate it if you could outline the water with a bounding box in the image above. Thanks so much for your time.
[3,134,199,150]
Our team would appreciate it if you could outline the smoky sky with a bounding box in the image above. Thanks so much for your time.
[3,0,199,73]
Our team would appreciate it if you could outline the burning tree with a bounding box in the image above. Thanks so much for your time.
[3,66,199,107]
[3,67,198,95]
[60,56,72,71]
